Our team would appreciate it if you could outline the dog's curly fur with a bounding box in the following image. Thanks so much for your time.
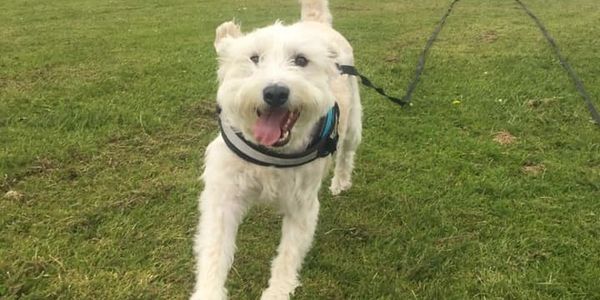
[192,1,362,299]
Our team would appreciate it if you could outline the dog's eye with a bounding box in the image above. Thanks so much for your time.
[250,55,260,64]
[294,55,309,67]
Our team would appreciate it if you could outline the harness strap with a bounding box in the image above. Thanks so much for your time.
[218,104,339,168]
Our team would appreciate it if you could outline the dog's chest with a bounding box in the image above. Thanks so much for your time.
[250,162,329,203]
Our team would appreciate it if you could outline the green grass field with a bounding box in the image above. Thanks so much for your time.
[1,0,599,299]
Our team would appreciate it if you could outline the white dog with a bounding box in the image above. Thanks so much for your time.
[192,0,362,299]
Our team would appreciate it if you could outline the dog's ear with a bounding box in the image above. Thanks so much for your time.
[214,21,242,55]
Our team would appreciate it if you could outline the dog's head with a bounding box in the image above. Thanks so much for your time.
[214,21,338,151]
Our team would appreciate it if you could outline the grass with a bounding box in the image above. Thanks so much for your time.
[1,0,599,299]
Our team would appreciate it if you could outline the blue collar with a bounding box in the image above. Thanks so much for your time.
[218,104,339,168]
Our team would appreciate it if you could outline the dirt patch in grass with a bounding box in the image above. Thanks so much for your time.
[384,54,400,63]
[522,163,546,176]
[526,97,559,109]
[3,190,25,201]
[481,30,499,43]
[493,131,516,145]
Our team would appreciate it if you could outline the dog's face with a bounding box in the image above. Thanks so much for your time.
[214,21,338,151]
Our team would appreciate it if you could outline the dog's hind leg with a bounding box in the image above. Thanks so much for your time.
[192,188,247,300]
[261,197,320,300]
[330,76,362,195]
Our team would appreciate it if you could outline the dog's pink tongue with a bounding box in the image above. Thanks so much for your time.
[253,109,288,146]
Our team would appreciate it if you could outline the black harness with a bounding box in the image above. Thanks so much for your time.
[218,103,339,168]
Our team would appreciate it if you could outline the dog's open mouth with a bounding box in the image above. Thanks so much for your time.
[253,108,300,147]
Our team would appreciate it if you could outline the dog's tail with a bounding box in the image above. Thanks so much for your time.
[300,0,332,25]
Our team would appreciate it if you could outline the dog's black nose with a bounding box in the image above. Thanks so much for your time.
[263,84,290,107]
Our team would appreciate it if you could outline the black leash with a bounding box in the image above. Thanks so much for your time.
[515,0,600,126]
[338,64,407,105]
[339,0,460,106]
[401,0,461,104]
[343,0,599,126]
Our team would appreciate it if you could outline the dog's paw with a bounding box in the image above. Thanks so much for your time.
[329,176,352,196]
[260,289,291,300]
[190,288,227,300]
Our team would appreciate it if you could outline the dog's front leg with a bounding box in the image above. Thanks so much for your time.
[261,197,320,300]
[191,188,247,300]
